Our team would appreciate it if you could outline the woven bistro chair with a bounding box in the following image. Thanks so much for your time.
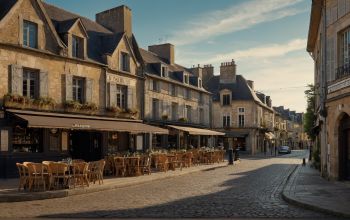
[88,160,105,185]
[126,157,141,176]
[27,163,47,191]
[72,162,89,188]
[157,154,169,172]
[114,157,126,177]
[16,163,29,191]
[47,162,70,190]
[139,156,151,175]
[182,152,193,168]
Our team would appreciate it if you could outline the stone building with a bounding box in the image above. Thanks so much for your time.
[140,44,223,150]
[205,60,275,154]
[307,0,350,180]
[0,0,167,178]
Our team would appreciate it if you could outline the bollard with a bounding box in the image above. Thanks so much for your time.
[228,148,234,165]
[302,158,306,166]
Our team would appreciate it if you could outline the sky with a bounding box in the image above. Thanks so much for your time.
[45,0,313,112]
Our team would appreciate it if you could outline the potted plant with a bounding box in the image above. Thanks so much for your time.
[161,114,168,120]
[120,108,138,119]
[81,102,98,114]
[178,117,188,123]
[64,100,82,112]
[106,106,122,117]
[3,94,31,109]
[32,97,56,111]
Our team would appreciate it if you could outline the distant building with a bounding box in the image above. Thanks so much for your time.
[140,45,222,150]
[205,60,275,154]
[307,0,350,180]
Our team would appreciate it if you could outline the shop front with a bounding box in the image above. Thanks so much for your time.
[0,109,168,178]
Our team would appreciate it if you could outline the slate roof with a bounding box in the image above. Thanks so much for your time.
[0,0,17,20]
[0,1,142,64]
[140,48,206,90]
[205,75,262,102]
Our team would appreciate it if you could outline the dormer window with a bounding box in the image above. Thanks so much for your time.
[23,20,38,48]
[72,35,83,58]
[120,52,130,72]
[184,74,189,84]
[222,94,231,106]
[161,66,168,77]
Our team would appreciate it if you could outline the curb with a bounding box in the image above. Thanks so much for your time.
[282,165,350,218]
[0,163,228,203]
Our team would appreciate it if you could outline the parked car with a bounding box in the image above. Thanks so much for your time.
[278,146,291,154]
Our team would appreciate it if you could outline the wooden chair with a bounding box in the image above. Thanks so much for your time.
[139,156,151,175]
[27,163,47,191]
[182,152,193,168]
[126,157,141,176]
[156,154,168,172]
[72,162,89,188]
[47,162,70,190]
[16,163,29,191]
[114,157,126,177]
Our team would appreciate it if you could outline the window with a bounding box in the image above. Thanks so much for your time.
[223,115,230,127]
[116,85,127,110]
[22,69,39,99]
[338,27,350,79]
[152,98,159,119]
[185,105,192,121]
[238,107,245,113]
[23,20,37,48]
[120,52,130,72]
[72,35,82,58]
[199,108,204,123]
[161,66,168,77]
[185,88,191,99]
[199,93,204,104]
[184,74,189,84]
[73,77,84,103]
[153,80,159,92]
[171,102,178,120]
[239,115,245,127]
[12,126,43,153]
[223,94,230,106]
[170,84,176,96]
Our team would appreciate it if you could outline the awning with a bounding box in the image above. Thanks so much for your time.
[265,132,276,140]
[225,131,249,138]
[168,125,225,136]
[9,110,168,134]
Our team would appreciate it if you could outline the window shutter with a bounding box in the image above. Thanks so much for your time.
[158,81,162,92]
[127,87,133,109]
[330,36,335,81]
[85,78,93,103]
[159,100,163,116]
[65,74,73,101]
[149,79,153,91]
[149,97,153,118]
[10,64,23,95]
[109,83,117,107]
[168,101,172,119]
[39,71,48,98]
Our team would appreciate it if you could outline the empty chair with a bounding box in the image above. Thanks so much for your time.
[139,156,151,175]
[72,162,89,188]
[47,162,70,190]
[114,157,126,177]
[16,163,29,191]
[27,163,47,191]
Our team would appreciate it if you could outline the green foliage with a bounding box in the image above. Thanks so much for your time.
[304,84,317,140]
[178,117,188,122]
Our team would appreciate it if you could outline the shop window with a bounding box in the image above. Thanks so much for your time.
[12,126,43,153]
[73,77,85,103]
[116,85,127,110]
[23,68,39,99]
[107,132,118,154]
[48,129,61,152]
[23,20,38,48]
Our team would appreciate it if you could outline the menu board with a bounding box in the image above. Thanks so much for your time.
[0,130,8,151]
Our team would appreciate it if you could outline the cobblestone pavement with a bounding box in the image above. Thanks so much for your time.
[0,150,343,219]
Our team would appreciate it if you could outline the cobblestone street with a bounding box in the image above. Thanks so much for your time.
[0,150,341,219]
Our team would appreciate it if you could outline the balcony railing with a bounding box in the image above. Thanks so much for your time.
[336,63,350,80]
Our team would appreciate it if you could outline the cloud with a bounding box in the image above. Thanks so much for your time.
[169,0,305,45]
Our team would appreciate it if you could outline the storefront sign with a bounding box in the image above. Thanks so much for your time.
[72,124,91,129]
[328,78,350,93]
[107,73,131,85]
[0,130,8,151]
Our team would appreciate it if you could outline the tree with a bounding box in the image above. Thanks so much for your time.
[304,84,316,140]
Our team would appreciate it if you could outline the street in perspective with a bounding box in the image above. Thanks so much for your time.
[0,0,349,219]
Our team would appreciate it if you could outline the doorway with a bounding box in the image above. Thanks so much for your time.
[69,131,102,162]
[339,114,350,180]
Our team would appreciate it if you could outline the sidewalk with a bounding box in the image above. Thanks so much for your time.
[0,163,227,203]
[282,163,350,218]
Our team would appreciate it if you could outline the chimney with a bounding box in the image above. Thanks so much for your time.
[148,43,174,65]
[202,64,214,83]
[190,64,203,79]
[247,80,254,90]
[96,5,132,38]
[220,59,236,84]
